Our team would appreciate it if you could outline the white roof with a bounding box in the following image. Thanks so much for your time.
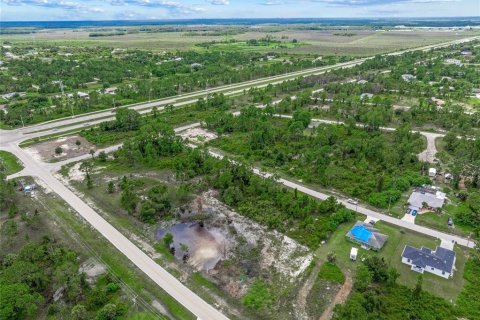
[429,168,437,174]
[350,247,358,255]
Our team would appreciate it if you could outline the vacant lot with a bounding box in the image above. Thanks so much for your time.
[24,135,95,162]
[3,28,478,56]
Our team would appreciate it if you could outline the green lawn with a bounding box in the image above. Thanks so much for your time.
[0,150,23,175]
[416,210,474,238]
[316,220,469,302]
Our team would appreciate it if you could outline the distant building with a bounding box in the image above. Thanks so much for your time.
[346,221,388,251]
[444,58,462,66]
[428,167,437,177]
[401,245,456,279]
[104,87,117,95]
[77,91,89,99]
[430,97,445,107]
[401,74,416,82]
[407,185,446,213]
[360,93,374,100]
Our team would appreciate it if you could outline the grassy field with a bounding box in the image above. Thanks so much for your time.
[3,28,478,56]
[415,210,475,238]
[316,220,469,302]
[0,150,23,175]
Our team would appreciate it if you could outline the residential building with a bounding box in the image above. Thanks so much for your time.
[407,185,446,213]
[77,91,90,99]
[401,245,456,279]
[104,87,117,95]
[346,221,388,251]
[401,74,415,82]
[360,93,374,100]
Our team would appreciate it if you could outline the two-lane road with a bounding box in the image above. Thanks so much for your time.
[1,36,478,319]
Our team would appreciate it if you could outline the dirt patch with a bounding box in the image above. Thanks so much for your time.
[179,127,217,144]
[319,270,353,320]
[200,190,313,279]
[25,135,95,162]
[79,257,107,285]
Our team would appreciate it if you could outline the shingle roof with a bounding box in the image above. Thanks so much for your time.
[402,245,455,273]
[407,187,446,209]
[346,221,388,250]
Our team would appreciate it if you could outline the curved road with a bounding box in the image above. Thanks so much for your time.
[1,36,478,319]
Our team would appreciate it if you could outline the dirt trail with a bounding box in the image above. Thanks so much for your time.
[319,270,353,320]
[295,258,325,320]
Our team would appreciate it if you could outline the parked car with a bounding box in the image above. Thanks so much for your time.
[448,217,453,226]
[412,210,418,216]
[347,198,358,205]
[368,220,376,225]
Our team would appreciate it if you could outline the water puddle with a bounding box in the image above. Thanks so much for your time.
[156,222,228,271]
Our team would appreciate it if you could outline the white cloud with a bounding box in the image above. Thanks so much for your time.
[207,0,230,4]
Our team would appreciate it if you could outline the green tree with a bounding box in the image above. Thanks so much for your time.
[71,304,87,320]
[0,283,43,320]
[354,265,372,292]
[98,151,107,162]
[120,188,138,214]
[96,303,118,320]
[107,181,115,194]
[163,232,174,248]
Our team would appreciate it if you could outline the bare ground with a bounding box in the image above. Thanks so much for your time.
[295,258,325,320]
[25,135,95,162]
[319,270,353,320]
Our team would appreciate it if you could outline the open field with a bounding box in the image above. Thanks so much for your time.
[2,28,478,56]
[316,220,469,302]
[0,150,23,175]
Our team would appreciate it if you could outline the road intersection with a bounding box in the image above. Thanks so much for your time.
[1,36,478,320]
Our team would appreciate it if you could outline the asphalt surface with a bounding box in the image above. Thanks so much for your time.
[1,36,478,319]
[203,148,475,248]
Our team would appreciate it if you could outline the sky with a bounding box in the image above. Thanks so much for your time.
[0,0,479,21]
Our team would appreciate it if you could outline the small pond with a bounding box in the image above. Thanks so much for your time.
[156,222,228,271]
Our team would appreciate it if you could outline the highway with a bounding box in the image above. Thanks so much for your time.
[1,36,477,320]
[3,36,477,145]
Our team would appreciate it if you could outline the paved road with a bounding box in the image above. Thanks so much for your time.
[2,141,229,320]
[1,36,477,318]
[2,36,477,145]
[202,148,475,248]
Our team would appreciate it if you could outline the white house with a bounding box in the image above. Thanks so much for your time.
[104,87,117,95]
[428,168,437,177]
[77,91,89,99]
[402,245,456,279]
[401,74,416,82]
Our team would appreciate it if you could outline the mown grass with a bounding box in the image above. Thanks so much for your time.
[315,220,469,302]
[318,262,345,284]
[0,150,24,175]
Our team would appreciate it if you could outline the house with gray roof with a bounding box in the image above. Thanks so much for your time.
[346,221,388,251]
[407,185,446,213]
[401,245,456,279]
